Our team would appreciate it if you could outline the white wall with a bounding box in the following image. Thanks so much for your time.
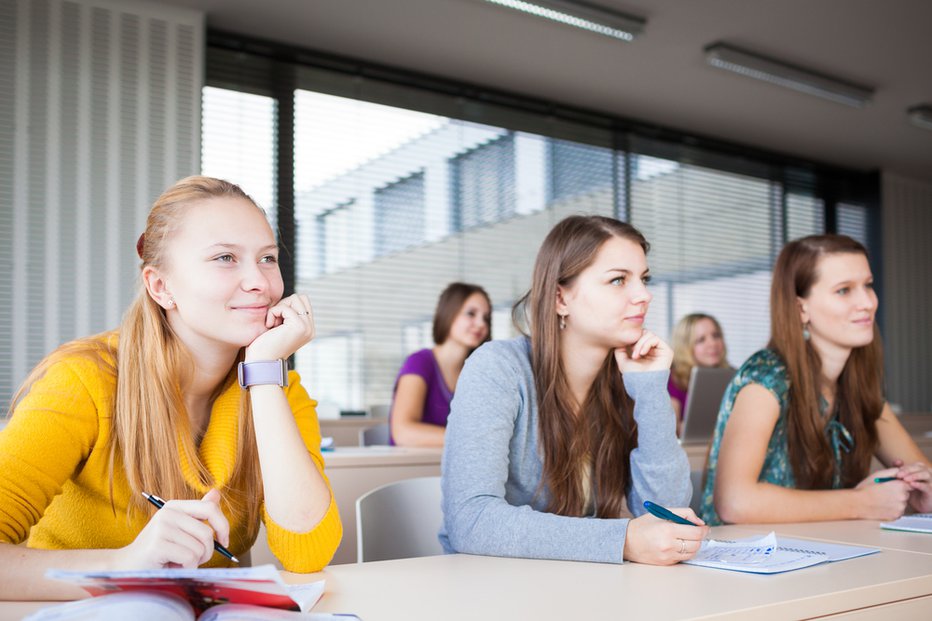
[882,172,932,412]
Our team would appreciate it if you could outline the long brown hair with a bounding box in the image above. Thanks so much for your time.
[770,234,883,489]
[671,313,729,390]
[10,176,265,545]
[432,282,492,350]
[513,215,649,518]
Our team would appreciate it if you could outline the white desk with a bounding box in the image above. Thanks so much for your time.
[6,523,932,621]
[287,523,932,621]
[319,417,388,447]
[250,446,443,568]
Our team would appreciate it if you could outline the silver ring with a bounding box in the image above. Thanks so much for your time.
[678,538,687,554]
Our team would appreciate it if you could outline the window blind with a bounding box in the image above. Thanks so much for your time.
[1,0,203,408]
[202,38,877,415]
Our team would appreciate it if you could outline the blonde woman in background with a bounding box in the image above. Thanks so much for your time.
[0,176,341,600]
[668,313,730,436]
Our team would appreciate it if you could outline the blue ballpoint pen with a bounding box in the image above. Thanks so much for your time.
[141,492,239,564]
[643,500,701,526]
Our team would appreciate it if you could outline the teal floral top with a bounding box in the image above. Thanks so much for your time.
[698,349,853,525]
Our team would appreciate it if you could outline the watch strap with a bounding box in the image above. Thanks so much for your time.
[238,359,288,389]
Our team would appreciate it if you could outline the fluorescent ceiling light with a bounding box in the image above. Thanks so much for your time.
[704,42,874,108]
[481,0,645,42]
[907,104,932,131]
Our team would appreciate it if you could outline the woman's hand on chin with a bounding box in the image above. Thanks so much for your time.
[245,293,315,362]
[614,330,673,374]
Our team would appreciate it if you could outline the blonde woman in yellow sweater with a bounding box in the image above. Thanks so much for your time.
[0,176,341,600]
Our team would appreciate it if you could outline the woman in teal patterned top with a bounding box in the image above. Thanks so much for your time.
[700,235,932,525]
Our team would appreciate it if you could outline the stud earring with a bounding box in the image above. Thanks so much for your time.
[802,322,810,341]
[559,314,566,330]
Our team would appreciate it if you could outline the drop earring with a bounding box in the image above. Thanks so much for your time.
[802,322,810,341]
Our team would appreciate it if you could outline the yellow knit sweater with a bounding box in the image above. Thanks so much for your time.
[0,339,342,573]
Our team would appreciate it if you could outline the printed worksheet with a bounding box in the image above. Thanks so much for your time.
[684,532,878,574]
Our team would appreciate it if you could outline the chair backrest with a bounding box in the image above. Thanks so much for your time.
[689,469,705,515]
[356,476,444,563]
[369,404,391,419]
[359,423,390,446]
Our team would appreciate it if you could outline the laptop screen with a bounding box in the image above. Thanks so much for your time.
[680,367,736,444]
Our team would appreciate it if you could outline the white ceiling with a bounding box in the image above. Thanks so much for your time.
[158,0,932,182]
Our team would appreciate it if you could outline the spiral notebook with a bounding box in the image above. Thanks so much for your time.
[684,532,879,574]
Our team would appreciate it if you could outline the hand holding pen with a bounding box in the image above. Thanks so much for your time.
[623,501,710,565]
[111,489,235,570]
[876,459,932,513]
[143,492,239,564]
[855,469,910,520]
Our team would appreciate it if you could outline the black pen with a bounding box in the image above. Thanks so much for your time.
[141,492,239,564]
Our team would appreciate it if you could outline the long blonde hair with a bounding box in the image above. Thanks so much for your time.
[513,215,648,518]
[10,176,265,545]
[670,313,729,390]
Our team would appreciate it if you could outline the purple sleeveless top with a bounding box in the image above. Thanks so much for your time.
[667,376,687,422]
[389,349,454,445]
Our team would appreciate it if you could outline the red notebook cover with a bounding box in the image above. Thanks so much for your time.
[46,565,306,616]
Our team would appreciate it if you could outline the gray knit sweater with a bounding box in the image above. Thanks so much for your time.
[439,337,691,563]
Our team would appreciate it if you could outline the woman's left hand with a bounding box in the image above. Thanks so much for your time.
[614,330,673,374]
[245,293,315,361]
[897,461,932,513]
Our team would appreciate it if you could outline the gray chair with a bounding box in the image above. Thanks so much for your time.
[689,468,705,515]
[369,404,391,419]
[359,422,390,446]
[355,476,444,563]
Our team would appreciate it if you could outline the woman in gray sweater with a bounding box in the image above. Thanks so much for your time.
[440,215,708,565]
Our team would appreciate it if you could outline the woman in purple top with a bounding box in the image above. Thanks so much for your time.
[390,283,492,446]
[668,313,730,436]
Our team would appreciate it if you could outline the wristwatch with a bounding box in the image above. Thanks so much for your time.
[238,359,289,389]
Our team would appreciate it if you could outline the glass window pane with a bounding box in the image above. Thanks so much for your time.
[838,202,869,246]
[787,192,825,241]
[201,57,870,414]
[630,155,777,364]
[201,86,277,231]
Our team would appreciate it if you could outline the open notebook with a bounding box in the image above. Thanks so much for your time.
[684,532,879,574]
[881,513,932,534]
[25,592,359,621]
[27,565,360,620]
